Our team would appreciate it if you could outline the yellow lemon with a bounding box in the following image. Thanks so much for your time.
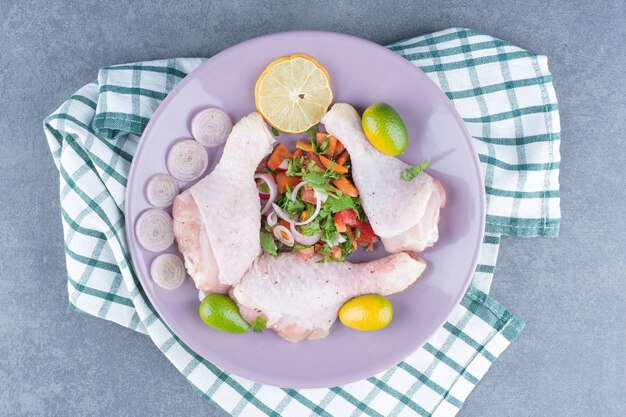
[338,294,393,331]
[362,102,409,156]
[255,54,333,134]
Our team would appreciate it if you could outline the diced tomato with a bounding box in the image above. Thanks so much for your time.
[334,209,359,227]
[305,152,324,169]
[319,155,348,174]
[278,219,291,229]
[314,243,323,253]
[297,247,315,261]
[276,172,300,193]
[356,221,377,244]
[300,185,317,204]
[267,143,292,171]
[332,176,359,197]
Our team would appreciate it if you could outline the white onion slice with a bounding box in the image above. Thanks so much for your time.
[276,159,289,171]
[266,211,278,227]
[146,174,179,207]
[324,232,347,247]
[191,108,232,147]
[273,225,294,247]
[290,223,322,246]
[272,203,293,224]
[167,139,209,182]
[254,173,278,214]
[150,253,186,289]
[136,209,174,252]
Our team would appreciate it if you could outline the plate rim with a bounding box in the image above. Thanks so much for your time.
[125,30,486,388]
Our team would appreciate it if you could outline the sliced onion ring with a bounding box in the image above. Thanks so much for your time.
[150,253,186,290]
[272,188,322,227]
[167,139,209,182]
[136,209,174,252]
[191,107,232,147]
[266,211,278,227]
[146,174,179,207]
[254,173,278,214]
[290,222,322,246]
[273,225,294,247]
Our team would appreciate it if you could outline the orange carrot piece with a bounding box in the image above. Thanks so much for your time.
[319,155,348,174]
[293,149,303,159]
[267,143,292,171]
[315,131,328,145]
[326,135,337,156]
[296,140,313,152]
[334,140,345,157]
[334,219,347,233]
[300,210,309,222]
[332,176,359,197]
[276,172,301,193]
[335,150,349,166]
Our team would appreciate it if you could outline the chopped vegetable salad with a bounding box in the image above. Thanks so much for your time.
[257,127,378,262]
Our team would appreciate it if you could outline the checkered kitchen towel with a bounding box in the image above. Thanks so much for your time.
[44,28,560,417]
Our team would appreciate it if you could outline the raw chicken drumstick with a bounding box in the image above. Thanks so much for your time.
[173,112,275,293]
[321,103,446,252]
[231,252,427,342]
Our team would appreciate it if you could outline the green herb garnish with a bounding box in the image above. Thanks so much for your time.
[249,316,267,333]
[260,231,277,256]
[401,161,429,181]
[271,127,280,136]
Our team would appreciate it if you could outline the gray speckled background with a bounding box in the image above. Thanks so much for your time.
[1,1,625,416]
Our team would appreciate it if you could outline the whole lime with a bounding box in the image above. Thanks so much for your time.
[362,102,409,156]
[198,294,249,334]
[338,294,393,331]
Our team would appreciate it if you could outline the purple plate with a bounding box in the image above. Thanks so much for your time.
[125,31,484,389]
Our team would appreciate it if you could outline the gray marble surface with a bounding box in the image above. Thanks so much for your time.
[1,0,624,416]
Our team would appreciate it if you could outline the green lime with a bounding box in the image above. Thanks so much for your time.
[198,294,249,334]
[361,102,409,156]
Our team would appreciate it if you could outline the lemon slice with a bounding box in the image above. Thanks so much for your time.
[255,54,333,134]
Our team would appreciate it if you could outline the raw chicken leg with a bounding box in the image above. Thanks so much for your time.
[231,252,427,342]
[172,112,275,292]
[321,103,446,252]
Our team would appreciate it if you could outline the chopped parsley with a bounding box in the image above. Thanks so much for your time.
[271,127,280,136]
[249,316,267,333]
[260,231,277,256]
[401,161,429,181]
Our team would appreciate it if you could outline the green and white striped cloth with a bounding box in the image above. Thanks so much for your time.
[44,28,560,417]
